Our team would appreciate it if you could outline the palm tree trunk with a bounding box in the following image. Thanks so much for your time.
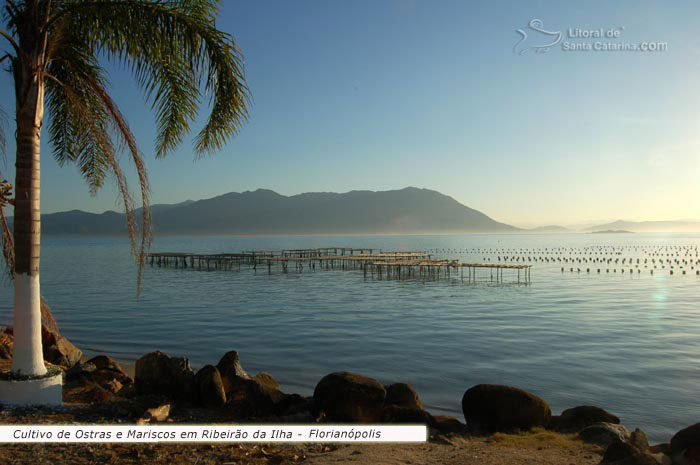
[11,74,45,376]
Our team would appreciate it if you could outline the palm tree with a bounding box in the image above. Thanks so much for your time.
[0,0,249,377]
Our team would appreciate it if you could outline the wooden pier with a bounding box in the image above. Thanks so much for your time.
[363,260,531,283]
[148,248,531,284]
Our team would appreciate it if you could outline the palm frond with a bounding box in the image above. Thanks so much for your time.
[26,0,251,292]
[56,0,250,157]
[44,38,147,270]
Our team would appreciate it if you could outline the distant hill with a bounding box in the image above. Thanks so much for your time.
[591,230,633,234]
[527,225,571,233]
[19,188,520,236]
[585,220,700,233]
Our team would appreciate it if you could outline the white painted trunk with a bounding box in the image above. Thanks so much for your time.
[11,274,46,376]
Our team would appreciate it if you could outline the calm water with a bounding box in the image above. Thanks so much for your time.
[1,233,699,442]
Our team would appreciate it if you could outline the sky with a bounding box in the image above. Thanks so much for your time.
[1,0,699,228]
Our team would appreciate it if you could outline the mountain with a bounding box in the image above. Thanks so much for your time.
[527,225,571,233]
[585,220,700,233]
[590,230,633,234]
[21,188,520,236]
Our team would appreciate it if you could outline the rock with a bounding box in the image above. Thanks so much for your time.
[116,382,136,398]
[135,351,171,394]
[65,362,97,382]
[0,332,13,360]
[313,372,386,423]
[579,422,631,447]
[461,384,551,433]
[670,423,700,465]
[649,444,670,455]
[254,372,280,390]
[216,351,250,392]
[91,368,133,394]
[221,367,287,419]
[135,351,195,403]
[226,376,287,419]
[385,383,424,410]
[600,440,659,465]
[102,379,124,394]
[680,449,700,465]
[168,356,196,403]
[40,297,59,336]
[64,356,132,398]
[87,355,124,373]
[64,381,117,404]
[43,334,82,369]
[434,415,466,434]
[276,411,315,423]
[275,394,313,417]
[381,405,437,428]
[137,404,171,425]
[629,429,650,451]
[550,406,620,433]
[602,441,642,462]
[195,365,227,408]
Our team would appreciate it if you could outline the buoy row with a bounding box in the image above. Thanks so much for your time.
[423,244,700,279]
[561,267,699,275]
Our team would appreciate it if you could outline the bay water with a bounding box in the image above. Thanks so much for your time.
[1,233,698,442]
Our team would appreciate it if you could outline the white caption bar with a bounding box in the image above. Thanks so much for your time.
[1,425,427,443]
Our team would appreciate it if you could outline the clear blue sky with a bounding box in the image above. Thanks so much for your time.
[1,0,699,227]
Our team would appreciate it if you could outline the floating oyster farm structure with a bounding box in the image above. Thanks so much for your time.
[148,248,532,284]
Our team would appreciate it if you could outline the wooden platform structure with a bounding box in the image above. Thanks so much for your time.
[148,248,531,284]
[364,260,531,283]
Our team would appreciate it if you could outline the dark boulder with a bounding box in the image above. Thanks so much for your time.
[43,333,82,369]
[670,423,700,465]
[135,351,195,403]
[0,332,12,360]
[226,376,287,419]
[579,422,630,447]
[602,441,640,462]
[600,440,659,465]
[194,365,227,408]
[168,356,196,403]
[313,371,386,422]
[629,429,649,451]
[91,367,133,394]
[135,351,171,394]
[381,405,437,428]
[63,381,117,404]
[216,351,250,393]
[253,372,280,390]
[65,362,97,382]
[275,394,313,417]
[434,415,466,434]
[385,383,424,410]
[461,384,551,433]
[87,355,124,373]
[550,405,620,433]
[40,297,59,336]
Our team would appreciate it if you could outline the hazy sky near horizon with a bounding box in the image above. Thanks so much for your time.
[1,0,699,227]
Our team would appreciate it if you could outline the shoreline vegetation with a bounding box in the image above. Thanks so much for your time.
[0,306,697,465]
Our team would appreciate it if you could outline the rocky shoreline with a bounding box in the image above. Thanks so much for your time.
[0,305,698,465]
